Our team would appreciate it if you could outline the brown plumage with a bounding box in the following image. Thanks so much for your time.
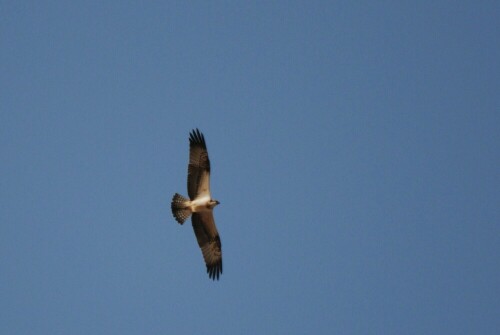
[171,129,222,280]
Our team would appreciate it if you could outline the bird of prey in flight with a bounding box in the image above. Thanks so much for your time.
[171,129,222,280]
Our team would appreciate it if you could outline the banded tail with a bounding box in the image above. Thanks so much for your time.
[171,193,191,224]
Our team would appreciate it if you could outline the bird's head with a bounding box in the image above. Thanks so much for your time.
[208,199,220,208]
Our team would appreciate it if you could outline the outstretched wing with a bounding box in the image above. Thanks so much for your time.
[192,212,222,280]
[188,129,211,200]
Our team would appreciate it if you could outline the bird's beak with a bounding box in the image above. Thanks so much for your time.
[216,201,220,205]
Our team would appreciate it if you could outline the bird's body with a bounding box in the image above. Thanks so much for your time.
[171,129,222,280]
[187,195,218,212]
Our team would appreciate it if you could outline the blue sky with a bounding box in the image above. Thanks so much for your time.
[1,1,499,334]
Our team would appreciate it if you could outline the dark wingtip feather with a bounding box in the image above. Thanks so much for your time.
[207,260,223,281]
[189,128,207,149]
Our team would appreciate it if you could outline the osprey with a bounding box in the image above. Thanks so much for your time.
[171,129,222,280]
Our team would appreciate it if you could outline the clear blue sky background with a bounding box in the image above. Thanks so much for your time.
[1,1,498,334]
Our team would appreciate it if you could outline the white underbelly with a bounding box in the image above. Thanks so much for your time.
[189,196,211,212]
